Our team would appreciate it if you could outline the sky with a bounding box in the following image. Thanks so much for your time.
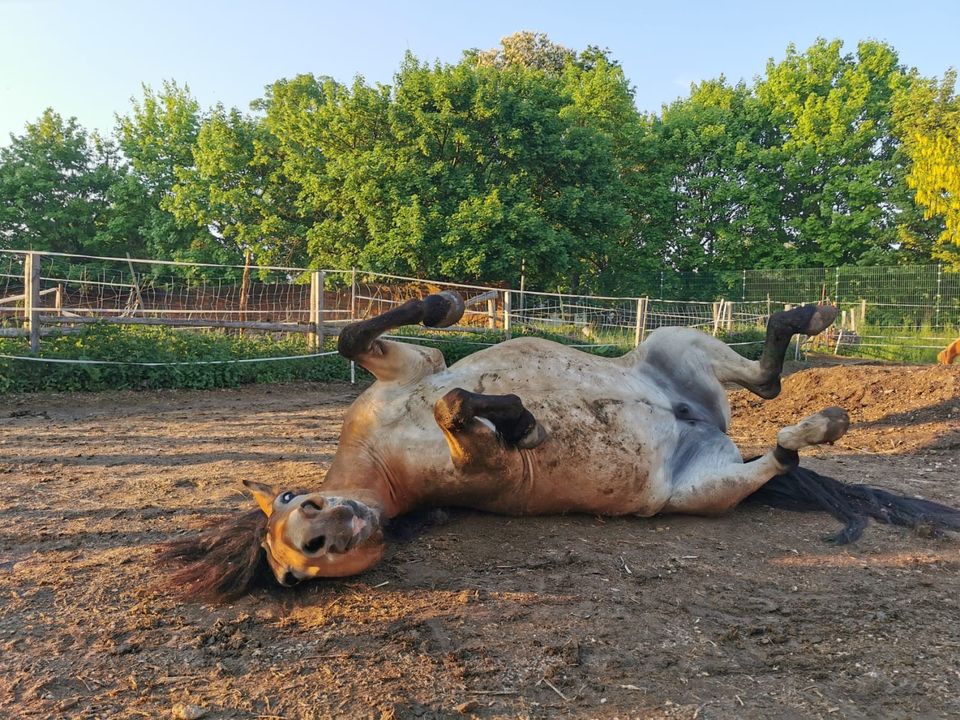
[1,0,958,142]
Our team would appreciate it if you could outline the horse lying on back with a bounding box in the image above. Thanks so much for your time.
[161,293,960,599]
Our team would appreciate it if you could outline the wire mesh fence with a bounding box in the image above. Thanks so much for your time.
[1,249,957,364]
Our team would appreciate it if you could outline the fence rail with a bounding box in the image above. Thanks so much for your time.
[1,249,957,365]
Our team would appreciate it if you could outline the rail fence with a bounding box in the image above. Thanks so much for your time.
[1,250,957,365]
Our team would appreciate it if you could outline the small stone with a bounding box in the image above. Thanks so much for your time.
[171,703,207,720]
[456,700,480,714]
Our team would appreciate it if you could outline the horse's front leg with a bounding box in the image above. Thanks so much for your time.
[433,388,547,472]
[338,291,465,383]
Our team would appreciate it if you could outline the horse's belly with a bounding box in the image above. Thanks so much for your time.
[514,395,676,516]
[377,339,681,516]
[439,355,678,516]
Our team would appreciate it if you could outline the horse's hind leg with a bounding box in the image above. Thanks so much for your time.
[750,303,836,397]
[642,303,836,402]
[338,291,465,383]
[662,407,849,516]
[433,388,547,472]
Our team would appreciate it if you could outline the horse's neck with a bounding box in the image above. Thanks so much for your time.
[323,446,411,518]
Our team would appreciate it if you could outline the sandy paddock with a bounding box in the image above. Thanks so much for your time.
[1,363,959,719]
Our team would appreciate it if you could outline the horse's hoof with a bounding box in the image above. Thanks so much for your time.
[515,422,548,450]
[773,304,837,337]
[802,304,838,335]
[423,291,465,328]
[777,406,850,450]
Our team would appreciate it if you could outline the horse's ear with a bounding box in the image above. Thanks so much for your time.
[243,479,278,517]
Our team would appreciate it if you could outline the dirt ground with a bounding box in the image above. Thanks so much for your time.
[1,361,959,720]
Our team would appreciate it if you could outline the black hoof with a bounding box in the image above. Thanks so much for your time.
[423,291,465,328]
[515,422,548,450]
[773,304,837,337]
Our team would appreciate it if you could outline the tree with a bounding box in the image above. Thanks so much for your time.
[168,101,311,268]
[472,31,575,74]
[382,55,631,291]
[112,81,205,262]
[896,70,960,268]
[754,39,916,267]
[0,109,120,254]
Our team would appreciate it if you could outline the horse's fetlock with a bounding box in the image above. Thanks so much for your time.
[773,444,800,469]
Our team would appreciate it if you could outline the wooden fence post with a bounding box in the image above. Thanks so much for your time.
[25,252,41,353]
[309,270,325,351]
[238,250,251,330]
[350,267,357,320]
[487,297,497,330]
[503,290,512,340]
[126,253,146,316]
[712,299,725,336]
[634,297,649,347]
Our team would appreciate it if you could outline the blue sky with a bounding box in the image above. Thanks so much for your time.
[1,0,957,142]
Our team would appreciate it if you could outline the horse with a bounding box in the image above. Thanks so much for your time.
[161,292,960,599]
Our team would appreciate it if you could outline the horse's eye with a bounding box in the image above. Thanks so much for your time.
[280,491,296,504]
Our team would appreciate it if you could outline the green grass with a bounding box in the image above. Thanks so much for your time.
[0,325,350,393]
[833,324,959,364]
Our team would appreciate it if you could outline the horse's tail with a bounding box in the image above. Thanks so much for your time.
[743,463,960,544]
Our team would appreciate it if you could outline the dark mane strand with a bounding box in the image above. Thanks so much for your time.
[157,508,273,601]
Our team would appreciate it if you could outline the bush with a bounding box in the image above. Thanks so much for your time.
[0,325,351,393]
[0,323,629,394]
[717,327,767,360]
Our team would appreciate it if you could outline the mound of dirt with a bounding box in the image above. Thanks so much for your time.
[730,364,960,455]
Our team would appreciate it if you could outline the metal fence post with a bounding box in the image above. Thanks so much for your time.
[935,263,942,328]
[25,252,41,353]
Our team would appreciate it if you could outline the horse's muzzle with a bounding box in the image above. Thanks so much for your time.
[295,497,379,555]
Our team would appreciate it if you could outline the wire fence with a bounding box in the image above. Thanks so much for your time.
[1,249,958,365]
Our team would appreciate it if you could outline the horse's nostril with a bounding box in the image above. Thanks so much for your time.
[281,571,300,587]
[303,535,326,553]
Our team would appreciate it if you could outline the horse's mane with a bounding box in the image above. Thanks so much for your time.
[157,508,271,601]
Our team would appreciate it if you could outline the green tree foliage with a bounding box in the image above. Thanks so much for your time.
[655,80,773,272]
[0,109,121,254]
[754,40,914,266]
[113,81,206,262]
[643,38,939,290]
[896,70,960,268]
[1,35,955,292]
[256,46,637,292]
[472,30,576,73]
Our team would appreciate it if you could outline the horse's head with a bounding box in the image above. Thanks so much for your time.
[243,480,386,586]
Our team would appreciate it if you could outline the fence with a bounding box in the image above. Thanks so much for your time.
[1,249,958,364]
